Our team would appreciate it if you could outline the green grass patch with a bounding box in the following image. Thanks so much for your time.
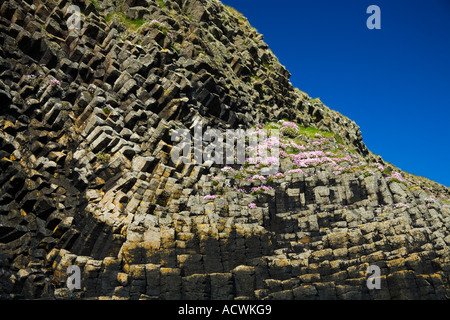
[264,121,336,140]
[89,0,100,10]
[105,13,147,31]
[156,0,166,8]
[387,178,408,187]
[102,106,111,115]
[301,126,332,138]
[96,152,111,163]
[382,167,393,175]
[263,62,273,71]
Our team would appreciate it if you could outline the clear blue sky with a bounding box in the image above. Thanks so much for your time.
[221,0,450,187]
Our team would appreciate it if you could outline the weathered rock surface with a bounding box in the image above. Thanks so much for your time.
[0,0,449,300]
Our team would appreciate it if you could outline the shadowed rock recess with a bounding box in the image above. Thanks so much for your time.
[0,0,449,300]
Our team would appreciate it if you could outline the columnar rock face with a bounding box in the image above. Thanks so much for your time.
[0,0,449,300]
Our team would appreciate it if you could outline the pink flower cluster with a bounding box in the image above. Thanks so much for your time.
[203,195,217,200]
[50,78,61,86]
[269,172,285,179]
[289,142,306,151]
[248,203,257,209]
[288,150,339,168]
[370,162,385,171]
[221,166,234,174]
[234,187,247,193]
[386,172,410,185]
[281,121,299,130]
[250,186,274,194]
[246,156,279,166]
[246,175,266,182]
[285,168,304,174]
[279,121,300,136]
[424,197,436,203]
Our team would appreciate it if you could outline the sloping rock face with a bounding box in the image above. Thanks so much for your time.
[0,0,449,300]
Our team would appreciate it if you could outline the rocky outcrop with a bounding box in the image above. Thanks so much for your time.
[0,0,449,300]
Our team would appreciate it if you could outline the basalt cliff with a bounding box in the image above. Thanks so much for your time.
[0,0,449,300]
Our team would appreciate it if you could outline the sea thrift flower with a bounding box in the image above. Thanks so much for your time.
[394,203,410,209]
[270,172,285,179]
[289,142,306,151]
[248,175,266,181]
[248,203,257,209]
[50,78,61,86]
[203,195,216,200]
[285,168,304,174]
[386,172,410,185]
[281,121,299,130]
[221,166,234,174]
[250,186,274,194]
[370,162,385,171]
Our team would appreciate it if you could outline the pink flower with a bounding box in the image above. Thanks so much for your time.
[221,166,234,173]
[248,203,257,209]
[281,121,299,129]
[289,142,305,151]
[424,197,436,203]
[203,195,216,200]
[250,186,274,194]
[269,172,284,179]
[394,203,410,209]
[250,175,266,181]
[386,172,410,185]
[50,78,61,86]
[370,162,385,171]
[285,168,304,174]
